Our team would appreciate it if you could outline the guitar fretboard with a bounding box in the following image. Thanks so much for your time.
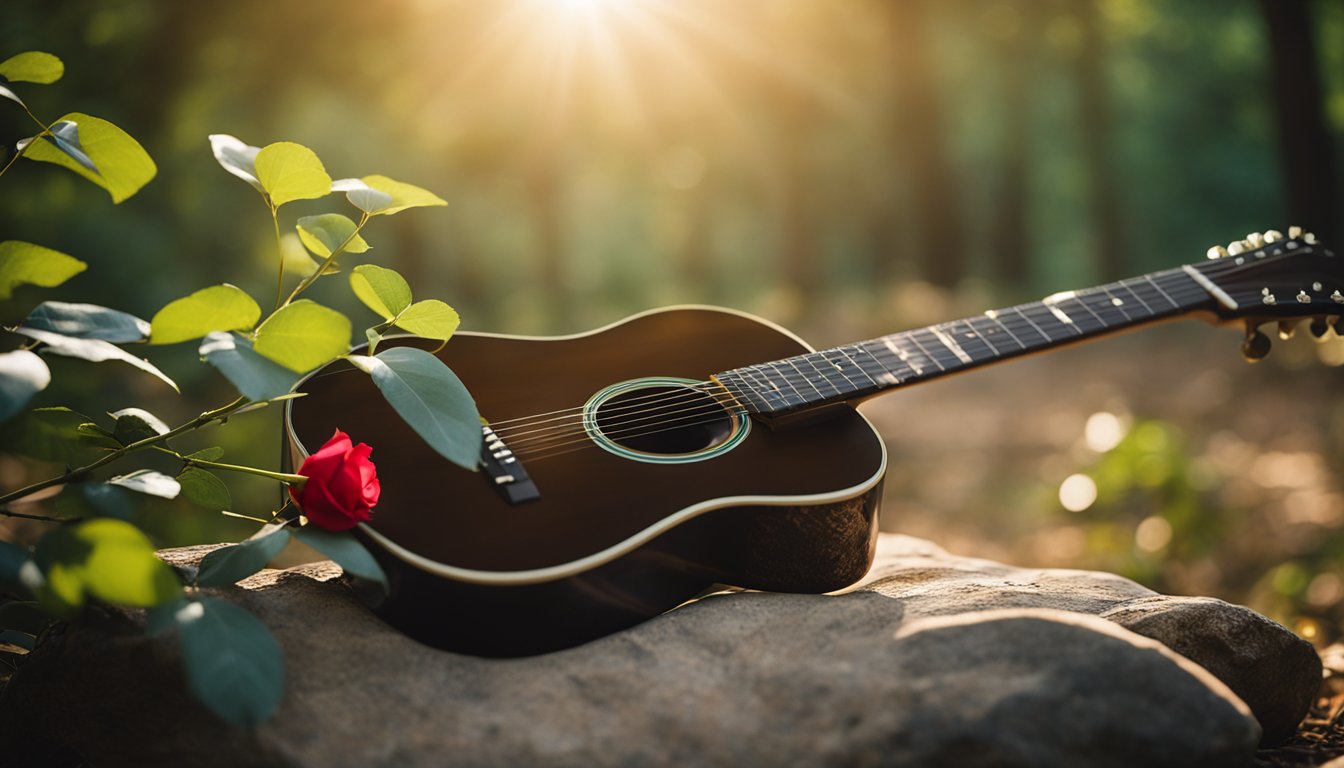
[715,267,1218,414]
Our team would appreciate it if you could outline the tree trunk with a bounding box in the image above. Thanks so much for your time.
[1258,0,1339,246]
[991,3,1033,287]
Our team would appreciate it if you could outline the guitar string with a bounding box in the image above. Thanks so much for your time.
[504,396,739,451]
[489,257,1257,440]
[489,383,726,441]
[504,275,1228,454]
[486,255,1285,455]
[502,393,735,449]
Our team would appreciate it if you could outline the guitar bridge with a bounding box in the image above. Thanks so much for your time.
[480,424,540,505]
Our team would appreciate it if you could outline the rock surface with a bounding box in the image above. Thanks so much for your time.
[0,534,1319,767]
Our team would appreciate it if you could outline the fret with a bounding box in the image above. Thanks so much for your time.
[1143,273,1181,309]
[854,343,903,385]
[879,335,929,376]
[928,325,975,364]
[1007,305,1051,343]
[822,348,876,391]
[906,330,949,372]
[782,356,829,400]
[717,372,772,413]
[764,362,809,408]
[1079,288,1133,326]
[980,310,1027,350]
[943,320,997,361]
[1113,279,1154,314]
[1022,301,1081,340]
[801,351,855,395]
[740,366,790,411]
[1096,284,1137,322]
[850,344,902,386]
[1057,294,1108,334]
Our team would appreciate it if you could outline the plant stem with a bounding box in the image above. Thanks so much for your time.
[282,212,369,306]
[0,396,248,507]
[271,206,285,310]
[0,129,45,182]
[0,508,71,523]
[19,103,48,134]
[184,456,306,485]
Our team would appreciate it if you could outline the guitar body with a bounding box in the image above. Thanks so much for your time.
[285,307,886,656]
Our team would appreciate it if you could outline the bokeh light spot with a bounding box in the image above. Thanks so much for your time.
[1059,473,1098,512]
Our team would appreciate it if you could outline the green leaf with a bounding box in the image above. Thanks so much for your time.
[347,347,480,471]
[151,596,284,726]
[22,301,150,343]
[20,113,156,203]
[0,349,50,423]
[0,241,86,299]
[34,519,182,613]
[199,332,300,402]
[364,328,382,355]
[178,468,231,511]
[350,264,411,320]
[109,407,169,445]
[254,142,330,208]
[252,300,351,373]
[297,214,370,259]
[0,407,115,464]
[0,51,64,84]
[185,446,225,462]
[196,528,291,587]
[331,178,393,214]
[335,175,446,216]
[149,284,261,345]
[292,527,386,590]
[207,134,262,193]
[10,327,178,391]
[107,469,180,499]
[82,483,135,520]
[395,300,460,342]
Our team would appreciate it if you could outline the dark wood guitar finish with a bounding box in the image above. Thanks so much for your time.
[286,229,1339,656]
[287,308,886,657]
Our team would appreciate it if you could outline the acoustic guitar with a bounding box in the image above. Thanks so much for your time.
[285,227,1336,656]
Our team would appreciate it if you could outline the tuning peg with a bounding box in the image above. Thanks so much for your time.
[1310,317,1330,339]
[1305,232,1318,244]
[1206,245,1229,260]
[1242,326,1271,362]
[1247,232,1266,248]
[1277,321,1297,340]
[1264,229,1284,243]
[1228,241,1246,256]
[1333,315,1344,335]
[1289,225,1303,239]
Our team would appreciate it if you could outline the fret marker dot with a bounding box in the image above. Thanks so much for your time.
[1111,297,1124,307]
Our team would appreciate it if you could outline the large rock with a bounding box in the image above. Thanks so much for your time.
[0,534,1317,767]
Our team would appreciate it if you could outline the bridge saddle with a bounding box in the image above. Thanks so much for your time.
[480,424,540,505]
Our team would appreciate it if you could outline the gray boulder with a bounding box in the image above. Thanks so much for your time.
[0,533,1315,767]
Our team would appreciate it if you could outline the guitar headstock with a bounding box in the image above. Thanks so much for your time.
[1192,227,1341,361]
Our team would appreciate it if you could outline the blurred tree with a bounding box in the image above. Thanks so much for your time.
[1258,0,1339,246]
[882,0,966,288]
[1075,0,1125,281]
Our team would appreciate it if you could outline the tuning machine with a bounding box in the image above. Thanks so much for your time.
[1242,323,1271,362]
[1310,317,1331,340]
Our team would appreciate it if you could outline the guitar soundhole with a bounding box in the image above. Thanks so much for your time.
[586,378,749,463]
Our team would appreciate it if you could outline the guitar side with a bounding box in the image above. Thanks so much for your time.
[286,307,887,656]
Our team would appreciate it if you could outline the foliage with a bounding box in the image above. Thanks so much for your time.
[0,52,477,725]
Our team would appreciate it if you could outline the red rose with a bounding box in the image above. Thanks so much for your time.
[290,429,381,531]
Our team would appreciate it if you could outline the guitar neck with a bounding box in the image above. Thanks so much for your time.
[714,266,1221,414]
